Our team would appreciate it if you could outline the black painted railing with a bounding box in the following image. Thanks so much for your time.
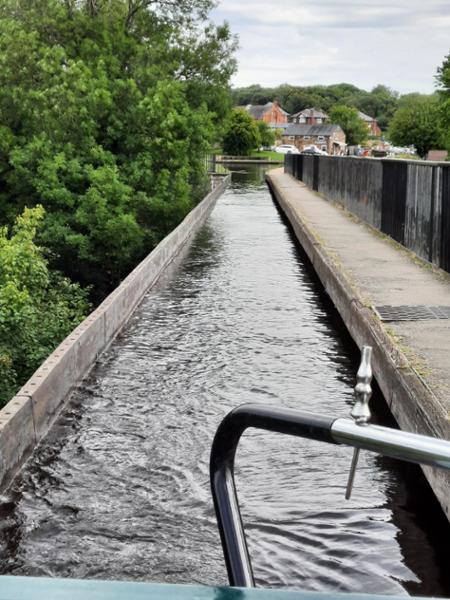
[284,154,450,272]
[210,403,450,588]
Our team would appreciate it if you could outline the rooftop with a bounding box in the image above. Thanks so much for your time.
[358,110,376,122]
[245,102,288,119]
[291,107,328,119]
[284,123,343,136]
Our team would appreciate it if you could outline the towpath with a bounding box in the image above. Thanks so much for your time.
[266,167,450,518]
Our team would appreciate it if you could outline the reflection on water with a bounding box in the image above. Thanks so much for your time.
[0,165,449,596]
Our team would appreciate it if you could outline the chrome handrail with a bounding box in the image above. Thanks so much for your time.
[209,403,450,588]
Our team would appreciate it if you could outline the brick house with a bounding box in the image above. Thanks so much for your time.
[289,107,328,125]
[358,111,382,137]
[245,101,289,129]
[282,123,346,155]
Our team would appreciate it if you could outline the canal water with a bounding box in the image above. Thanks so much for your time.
[0,165,449,595]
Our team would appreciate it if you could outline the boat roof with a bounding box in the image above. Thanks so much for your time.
[0,576,443,600]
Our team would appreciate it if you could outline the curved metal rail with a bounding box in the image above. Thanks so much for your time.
[210,403,450,588]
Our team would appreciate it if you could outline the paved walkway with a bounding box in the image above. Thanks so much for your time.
[266,169,450,509]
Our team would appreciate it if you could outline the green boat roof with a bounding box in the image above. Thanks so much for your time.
[0,577,436,600]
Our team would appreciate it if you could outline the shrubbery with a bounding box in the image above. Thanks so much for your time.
[222,108,261,155]
[0,206,91,403]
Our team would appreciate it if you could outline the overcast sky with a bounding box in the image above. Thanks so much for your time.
[211,0,450,94]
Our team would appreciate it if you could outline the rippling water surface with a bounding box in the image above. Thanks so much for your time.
[1,165,449,595]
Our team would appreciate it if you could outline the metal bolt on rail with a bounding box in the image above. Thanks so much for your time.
[345,345,373,499]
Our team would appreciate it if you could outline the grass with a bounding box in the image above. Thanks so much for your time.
[391,153,420,160]
[249,150,283,161]
[212,147,284,162]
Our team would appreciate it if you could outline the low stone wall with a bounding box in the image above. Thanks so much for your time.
[0,174,230,491]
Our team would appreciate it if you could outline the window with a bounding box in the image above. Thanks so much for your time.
[289,136,295,140]
[322,146,327,152]
[299,116,306,123]
[316,118,322,124]
[318,136,325,142]
[304,135,310,140]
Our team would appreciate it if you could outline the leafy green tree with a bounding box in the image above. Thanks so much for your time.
[231,84,274,106]
[436,53,450,93]
[0,0,236,297]
[397,92,436,109]
[257,121,275,148]
[0,206,90,405]
[436,52,450,133]
[355,85,398,130]
[388,96,446,158]
[222,109,261,156]
[329,106,368,145]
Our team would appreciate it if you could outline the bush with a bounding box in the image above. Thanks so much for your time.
[222,109,261,155]
[0,206,91,405]
[257,121,276,148]
[0,0,236,297]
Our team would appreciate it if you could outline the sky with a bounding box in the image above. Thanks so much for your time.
[210,0,450,94]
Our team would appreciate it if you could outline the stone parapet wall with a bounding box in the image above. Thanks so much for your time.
[0,174,230,491]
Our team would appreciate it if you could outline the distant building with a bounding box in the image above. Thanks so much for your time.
[245,101,289,129]
[289,107,328,125]
[427,150,448,162]
[357,111,381,137]
[282,123,346,155]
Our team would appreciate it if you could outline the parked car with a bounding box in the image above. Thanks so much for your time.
[275,144,300,155]
[302,145,328,156]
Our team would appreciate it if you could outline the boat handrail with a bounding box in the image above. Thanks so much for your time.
[210,403,450,589]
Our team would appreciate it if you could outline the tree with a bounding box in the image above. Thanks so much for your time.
[257,121,275,148]
[231,82,401,130]
[222,109,261,156]
[436,52,450,94]
[354,85,398,130]
[0,206,90,405]
[388,96,445,158]
[436,52,450,132]
[0,0,237,298]
[329,106,368,145]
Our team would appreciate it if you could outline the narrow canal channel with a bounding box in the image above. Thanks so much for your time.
[1,165,449,595]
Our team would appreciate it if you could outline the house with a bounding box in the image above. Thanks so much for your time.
[427,150,448,162]
[245,101,289,129]
[358,111,381,137]
[289,107,328,125]
[282,123,346,155]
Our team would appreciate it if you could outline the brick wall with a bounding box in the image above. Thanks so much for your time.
[262,103,288,125]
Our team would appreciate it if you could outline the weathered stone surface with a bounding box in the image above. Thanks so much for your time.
[0,395,35,489]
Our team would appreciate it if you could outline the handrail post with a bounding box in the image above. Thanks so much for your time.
[210,403,450,588]
[209,404,336,587]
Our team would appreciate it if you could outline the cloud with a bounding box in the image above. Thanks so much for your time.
[216,0,450,29]
[211,0,450,93]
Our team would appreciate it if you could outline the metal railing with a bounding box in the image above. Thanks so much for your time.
[284,154,450,272]
[209,347,450,588]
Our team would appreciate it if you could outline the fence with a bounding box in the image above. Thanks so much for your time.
[285,154,450,271]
